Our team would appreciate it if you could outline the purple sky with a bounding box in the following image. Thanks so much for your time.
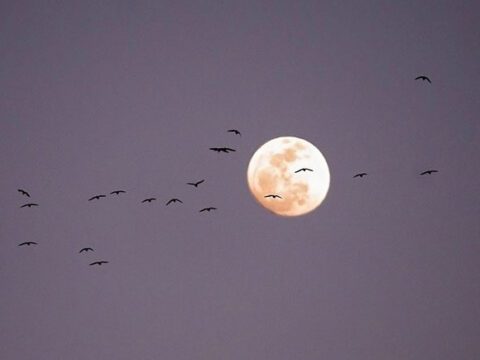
[1,1,479,359]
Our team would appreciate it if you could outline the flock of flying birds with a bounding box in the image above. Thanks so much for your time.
[16,75,438,266]
[15,129,244,266]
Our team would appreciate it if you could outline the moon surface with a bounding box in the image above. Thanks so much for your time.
[247,136,330,217]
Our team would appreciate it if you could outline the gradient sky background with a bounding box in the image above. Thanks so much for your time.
[1,1,479,359]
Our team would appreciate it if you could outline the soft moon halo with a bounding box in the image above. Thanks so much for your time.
[247,136,330,217]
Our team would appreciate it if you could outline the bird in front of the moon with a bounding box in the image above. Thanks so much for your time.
[294,168,313,173]
[247,136,330,217]
[264,194,282,199]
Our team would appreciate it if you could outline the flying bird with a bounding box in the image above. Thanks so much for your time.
[79,247,94,253]
[20,203,39,208]
[199,207,217,212]
[227,129,241,136]
[187,179,205,188]
[420,170,438,175]
[18,241,37,246]
[89,261,109,266]
[166,198,183,206]
[110,190,126,195]
[353,173,368,178]
[415,75,431,83]
[88,195,106,201]
[17,189,30,197]
[294,168,313,173]
[264,194,282,199]
[209,147,236,153]
[142,198,156,203]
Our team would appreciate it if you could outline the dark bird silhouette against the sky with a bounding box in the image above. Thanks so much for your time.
[199,207,217,212]
[18,241,37,246]
[353,173,368,178]
[20,203,38,208]
[420,170,438,175]
[142,198,156,203]
[166,198,183,206]
[88,195,106,201]
[89,261,109,266]
[209,147,236,153]
[17,189,30,197]
[79,247,94,253]
[415,75,431,83]
[264,194,282,199]
[227,129,241,136]
[110,190,126,195]
[294,168,313,173]
[187,179,205,188]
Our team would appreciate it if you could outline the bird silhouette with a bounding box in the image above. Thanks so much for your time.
[209,147,236,153]
[89,261,109,266]
[199,207,217,212]
[227,129,241,136]
[187,179,205,188]
[18,241,37,246]
[20,203,39,208]
[353,173,368,178]
[110,190,126,195]
[415,75,431,83]
[17,189,30,197]
[166,198,183,206]
[79,247,94,253]
[264,194,282,199]
[142,198,156,203]
[420,170,438,175]
[294,168,313,173]
[88,195,106,201]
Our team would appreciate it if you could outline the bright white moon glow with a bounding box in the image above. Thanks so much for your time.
[247,136,330,217]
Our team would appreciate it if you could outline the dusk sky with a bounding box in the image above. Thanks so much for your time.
[1,1,479,359]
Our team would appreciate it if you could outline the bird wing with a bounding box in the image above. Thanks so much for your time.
[196,179,205,185]
[88,196,96,201]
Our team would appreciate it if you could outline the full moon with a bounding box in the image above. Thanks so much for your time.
[247,136,330,217]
